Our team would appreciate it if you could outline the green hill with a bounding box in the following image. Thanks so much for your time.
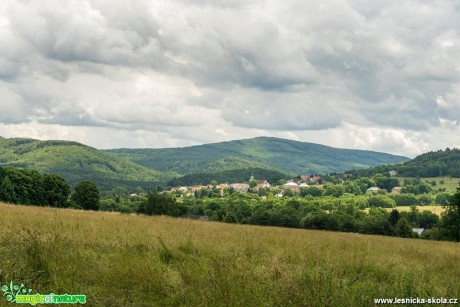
[107,137,409,176]
[348,147,460,178]
[0,137,169,191]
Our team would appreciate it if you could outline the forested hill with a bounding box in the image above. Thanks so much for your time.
[107,137,409,176]
[348,148,460,178]
[0,137,169,190]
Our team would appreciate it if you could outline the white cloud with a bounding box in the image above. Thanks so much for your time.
[0,87,27,123]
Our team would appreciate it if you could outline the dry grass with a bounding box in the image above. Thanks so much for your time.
[364,205,446,215]
[390,205,446,215]
[1,203,459,306]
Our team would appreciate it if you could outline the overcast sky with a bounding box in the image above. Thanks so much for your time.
[1,0,459,157]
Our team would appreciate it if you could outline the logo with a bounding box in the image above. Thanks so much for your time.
[1,281,86,305]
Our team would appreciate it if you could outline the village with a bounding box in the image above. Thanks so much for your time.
[169,174,323,198]
[167,171,405,198]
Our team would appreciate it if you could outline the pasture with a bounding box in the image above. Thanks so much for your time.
[0,203,459,306]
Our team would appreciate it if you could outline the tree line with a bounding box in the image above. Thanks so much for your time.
[2,165,459,242]
[0,166,99,210]
[137,186,460,242]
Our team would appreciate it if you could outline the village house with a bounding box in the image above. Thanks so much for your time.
[309,176,322,184]
[217,183,229,189]
[366,187,381,194]
[412,228,426,236]
[299,175,309,182]
[230,183,250,192]
[256,180,271,188]
[282,181,299,191]
[391,187,403,194]
[299,182,309,188]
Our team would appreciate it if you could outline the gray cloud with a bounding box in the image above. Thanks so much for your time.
[221,89,342,130]
[0,0,459,155]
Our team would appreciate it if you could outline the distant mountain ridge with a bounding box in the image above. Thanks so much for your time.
[107,137,409,177]
[0,136,410,191]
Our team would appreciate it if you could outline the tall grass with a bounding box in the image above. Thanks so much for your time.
[1,203,459,306]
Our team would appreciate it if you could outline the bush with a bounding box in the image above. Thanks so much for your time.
[359,215,394,235]
[368,195,396,208]
[137,191,181,217]
[391,194,417,206]
[73,181,100,211]
[435,192,451,205]
[117,204,134,214]
[300,212,339,231]
[395,218,414,238]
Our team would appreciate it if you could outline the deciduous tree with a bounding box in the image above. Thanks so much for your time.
[73,181,100,211]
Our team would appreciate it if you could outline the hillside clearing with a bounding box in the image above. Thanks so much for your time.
[421,177,460,193]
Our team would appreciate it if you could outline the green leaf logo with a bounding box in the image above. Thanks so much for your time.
[2,281,32,304]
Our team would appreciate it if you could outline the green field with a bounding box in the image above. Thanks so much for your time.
[1,203,459,306]
[422,177,460,193]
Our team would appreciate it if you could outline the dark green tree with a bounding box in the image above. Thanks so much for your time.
[435,192,451,205]
[440,185,460,241]
[418,211,439,229]
[249,179,257,188]
[0,176,16,203]
[323,184,345,197]
[283,188,295,197]
[389,209,400,226]
[395,218,413,238]
[359,215,394,235]
[373,174,400,191]
[44,174,71,207]
[224,211,238,223]
[368,195,396,208]
[137,191,181,216]
[300,186,323,197]
[73,181,100,210]
[391,194,418,206]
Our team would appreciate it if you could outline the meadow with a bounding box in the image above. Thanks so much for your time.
[423,177,460,193]
[0,203,459,306]
[364,205,446,216]
[387,205,446,215]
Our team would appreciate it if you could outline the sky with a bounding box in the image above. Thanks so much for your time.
[0,0,459,157]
